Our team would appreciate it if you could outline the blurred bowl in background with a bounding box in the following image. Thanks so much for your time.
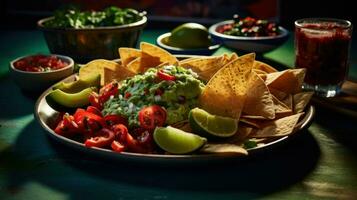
[156,32,220,55]
[37,16,147,63]
[209,20,289,53]
[9,54,74,91]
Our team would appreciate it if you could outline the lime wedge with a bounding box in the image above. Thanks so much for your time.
[153,126,207,154]
[189,108,238,138]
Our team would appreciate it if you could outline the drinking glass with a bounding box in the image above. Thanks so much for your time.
[294,18,352,97]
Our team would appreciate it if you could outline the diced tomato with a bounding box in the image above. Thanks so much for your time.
[138,105,166,130]
[99,82,119,104]
[124,92,131,99]
[111,140,126,152]
[86,106,103,117]
[84,128,115,148]
[154,88,164,96]
[13,54,68,72]
[104,114,128,127]
[54,113,79,136]
[157,70,176,81]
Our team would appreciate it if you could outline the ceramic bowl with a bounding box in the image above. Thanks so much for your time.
[208,20,289,53]
[37,16,147,63]
[9,54,74,91]
[156,32,220,55]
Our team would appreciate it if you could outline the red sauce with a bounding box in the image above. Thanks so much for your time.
[295,23,351,85]
[13,54,68,72]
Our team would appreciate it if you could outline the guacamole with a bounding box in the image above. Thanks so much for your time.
[102,65,204,128]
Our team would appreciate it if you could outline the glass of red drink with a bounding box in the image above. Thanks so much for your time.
[294,18,352,97]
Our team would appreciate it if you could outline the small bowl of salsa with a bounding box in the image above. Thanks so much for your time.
[209,15,289,53]
[9,54,74,91]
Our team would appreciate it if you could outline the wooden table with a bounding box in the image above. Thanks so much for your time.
[0,29,357,200]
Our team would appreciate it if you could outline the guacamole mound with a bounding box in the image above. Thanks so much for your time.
[102,65,205,128]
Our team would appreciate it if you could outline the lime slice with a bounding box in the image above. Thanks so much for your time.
[167,23,211,49]
[189,108,238,138]
[153,126,207,154]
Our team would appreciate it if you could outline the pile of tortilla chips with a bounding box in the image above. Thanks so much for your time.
[78,42,313,156]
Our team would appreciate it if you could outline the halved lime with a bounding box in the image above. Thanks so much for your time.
[167,23,211,49]
[189,108,238,138]
[153,126,207,154]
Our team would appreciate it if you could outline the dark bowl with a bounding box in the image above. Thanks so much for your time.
[37,16,147,63]
[209,20,289,53]
[156,32,220,56]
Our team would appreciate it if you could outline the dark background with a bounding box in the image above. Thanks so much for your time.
[0,0,355,31]
[0,0,357,30]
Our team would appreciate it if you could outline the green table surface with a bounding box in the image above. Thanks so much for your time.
[1,30,357,200]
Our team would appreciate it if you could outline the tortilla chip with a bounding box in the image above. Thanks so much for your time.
[240,115,267,120]
[253,60,278,73]
[199,53,254,119]
[126,52,163,74]
[250,113,303,137]
[140,42,178,65]
[179,55,224,72]
[103,64,136,85]
[179,57,200,65]
[118,48,141,67]
[197,65,225,82]
[293,92,314,113]
[281,94,293,110]
[79,59,119,86]
[126,57,142,73]
[265,69,306,94]
[228,53,239,62]
[253,68,268,75]
[272,95,293,118]
[200,143,248,155]
[239,118,261,129]
[243,71,275,119]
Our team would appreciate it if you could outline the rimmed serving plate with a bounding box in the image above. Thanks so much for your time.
[34,56,315,163]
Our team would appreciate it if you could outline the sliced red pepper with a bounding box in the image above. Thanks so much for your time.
[157,70,176,81]
[111,124,129,142]
[86,106,103,117]
[111,140,126,153]
[54,113,79,136]
[84,128,115,148]
[73,108,106,134]
[89,92,103,110]
[125,133,148,153]
[99,82,119,104]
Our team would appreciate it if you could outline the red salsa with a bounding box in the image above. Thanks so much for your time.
[13,54,68,72]
[295,23,351,85]
[217,15,280,37]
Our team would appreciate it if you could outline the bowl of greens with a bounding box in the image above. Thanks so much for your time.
[38,6,147,63]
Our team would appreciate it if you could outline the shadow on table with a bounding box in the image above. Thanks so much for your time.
[0,76,43,119]
[53,129,321,194]
[313,105,357,154]
[1,120,321,199]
